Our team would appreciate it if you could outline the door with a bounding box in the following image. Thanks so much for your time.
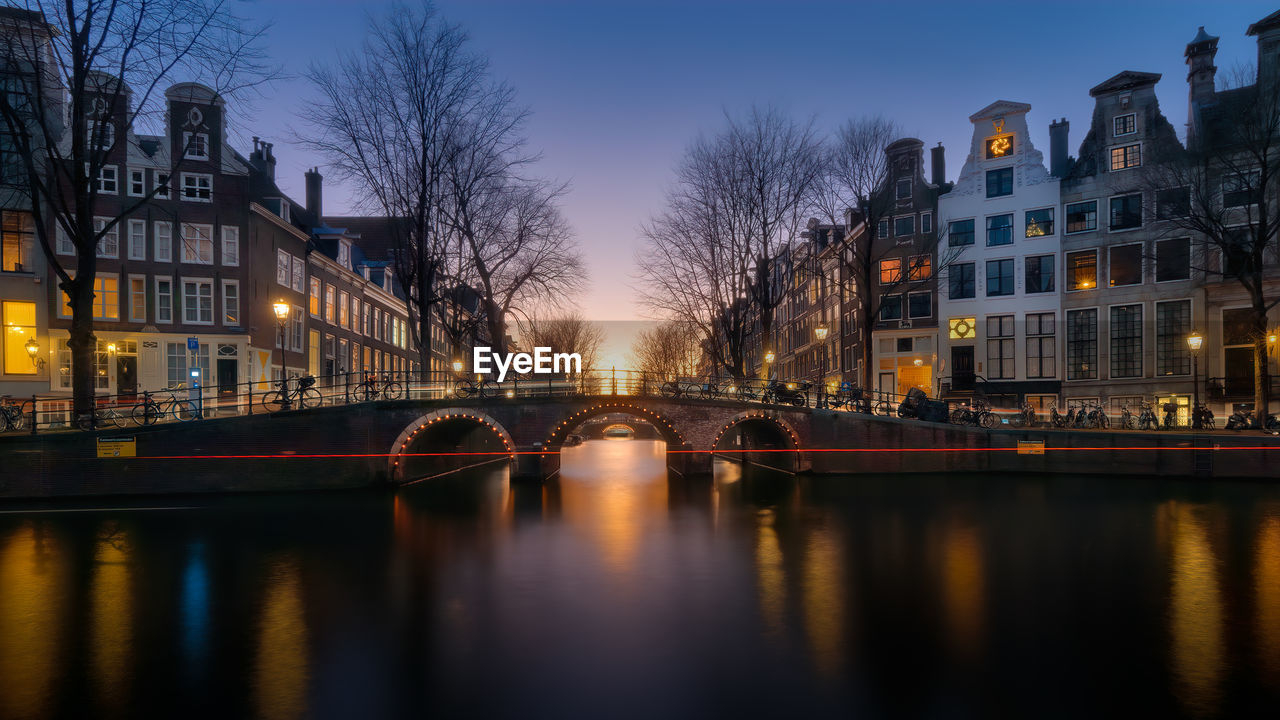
[1224,346,1254,397]
[217,358,238,397]
[951,346,975,391]
[117,355,138,397]
[878,372,895,396]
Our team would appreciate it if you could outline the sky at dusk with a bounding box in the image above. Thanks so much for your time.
[238,0,1279,332]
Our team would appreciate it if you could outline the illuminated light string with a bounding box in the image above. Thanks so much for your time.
[712,411,800,451]
[542,402,688,458]
[392,411,515,469]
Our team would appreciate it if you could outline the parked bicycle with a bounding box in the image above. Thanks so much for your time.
[1137,401,1160,431]
[261,376,322,412]
[1118,404,1135,430]
[1193,403,1216,430]
[131,388,199,426]
[348,373,404,403]
[762,380,809,407]
[1084,402,1110,430]
[0,396,27,432]
[455,377,500,399]
[76,404,128,431]
[1049,402,1066,429]
[1008,401,1037,428]
[1162,402,1179,430]
[950,398,997,428]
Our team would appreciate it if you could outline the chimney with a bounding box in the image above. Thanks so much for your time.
[249,137,277,180]
[305,167,323,223]
[930,143,946,185]
[1185,26,1219,107]
[1049,118,1069,177]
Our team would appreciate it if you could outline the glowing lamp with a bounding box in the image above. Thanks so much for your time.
[913,358,923,367]
[272,301,290,322]
[106,343,117,353]
[452,360,463,373]
[764,350,776,363]
[1186,331,1203,352]
[24,336,38,360]
[815,325,829,341]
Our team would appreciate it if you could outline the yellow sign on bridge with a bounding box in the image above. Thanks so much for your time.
[1016,440,1045,456]
[96,437,136,458]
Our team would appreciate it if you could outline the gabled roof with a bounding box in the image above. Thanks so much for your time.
[968,100,1030,123]
[1248,10,1280,36]
[1089,70,1161,97]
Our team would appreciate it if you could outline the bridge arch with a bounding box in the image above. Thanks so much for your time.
[711,410,803,472]
[542,402,688,454]
[388,408,515,483]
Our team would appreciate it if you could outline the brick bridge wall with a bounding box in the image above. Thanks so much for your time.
[1,396,1278,498]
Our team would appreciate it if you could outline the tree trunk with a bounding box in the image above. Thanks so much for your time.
[65,275,97,421]
[1250,298,1271,424]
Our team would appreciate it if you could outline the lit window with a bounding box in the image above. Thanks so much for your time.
[1025,208,1054,237]
[1,210,34,272]
[949,317,976,340]
[2,300,37,374]
[879,258,902,284]
[181,223,213,264]
[1110,143,1141,171]
[1114,114,1136,136]
[1066,250,1097,290]
[907,254,931,280]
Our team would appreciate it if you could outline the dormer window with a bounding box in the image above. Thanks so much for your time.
[1113,113,1136,137]
[338,241,350,268]
[88,120,114,150]
[183,132,209,160]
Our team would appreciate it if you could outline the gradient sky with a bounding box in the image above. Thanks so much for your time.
[238,0,1278,327]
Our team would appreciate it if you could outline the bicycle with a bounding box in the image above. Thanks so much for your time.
[1086,402,1110,429]
[1008,401,1037,428]
[347,373,404,404]
[261,376,322,412]
[455,377,500,399]
[1119,404,1135,430]
[1049,403,1066,429]
[76,403,127,430]
[1137,401,1159,431]
[0,396,26,432]
[131,389,199,426]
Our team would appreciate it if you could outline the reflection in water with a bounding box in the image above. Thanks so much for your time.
[941,519,984,661]
[0,523,65,720]
[802,525,845,677]
[1255,513,1280,684]
[90,525,133,714]
[755,511,787,641]
[180,543,210,684]
[253,557,309,720]
[1165,501,1224,717]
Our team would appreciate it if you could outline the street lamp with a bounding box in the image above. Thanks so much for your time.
[1187,330,1203,429]
[815,324,829,407]
[452,359,463,375]
[23,336,44,370]
[273,301,292,408]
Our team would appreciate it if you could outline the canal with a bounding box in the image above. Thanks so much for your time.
[1,438,1279,717]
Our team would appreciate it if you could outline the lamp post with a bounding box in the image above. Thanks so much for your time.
[273,301,291,408]
[1187,330,1203,430]
[815,324,829,407]
[23,337,44,370]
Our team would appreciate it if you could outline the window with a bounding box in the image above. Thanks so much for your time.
[879,258,902,285]
[324,285,335,323]
[309,330,320,376]
[1026,312,1056,379]
[1109,193,1142,230]
[1110,304,1142,378]
[1156,300,1191,376]
[88,119,114,149]
[128,168,145,197]
[1157,187,1190,219]
[986,315,1015,379]
[352,297,362,335]
[339,291,350,328]
[1066,250,1097,291]
[986,258,1014,296]
[183,132,209,160]
[291,255,304,292]
[154,222,172,262]
[362,305,371,335]
[907,292,931,318]
[309,278,321,317]
[291,306,303,351]
[948,262,975,299]
[155,277,172,323]
[1065,200,1097,233]
[986,168,1013,197]
[908,254,931,280]
[1108,244,1142,286]
[154,172,170,199]
[94,217,118,258]
[1114,113,1136,136]
[1066,308,1098,380]
[948,219,974,246]
[896,178,911,200]
[182,279,213,324]
[181,173,212,202]
[55,226,74,256]
[276,249,290,285]
[877,219,889,239]
[128,275,146,322]
[1223,171,1260,208]
[1,210,34,272]
[1156,238,1190,282]
[338,242,350,268]
[73,275,119,321]
[894,216,914,237]
[879,295,902,321]
[166,342,209,388]
[2,301,36,374]
[126,219,146,260]
[221,227,239,266]
[986,214,1013,246]
[1025,255,1055,293]
[94,165,117,194]
[181,223,213,264]
[1110,143,1141,171]
[222,280,239,326]
[1025,208,1054,237]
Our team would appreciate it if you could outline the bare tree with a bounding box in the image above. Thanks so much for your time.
[637,106,823,381]
[0,1,270,419]
[629,320,702,381]
[1145,63,1280,418]
[301,0,486,372]
[516,311,604,374]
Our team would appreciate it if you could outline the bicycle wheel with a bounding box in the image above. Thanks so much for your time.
[949,409,965,424]
[347,383,369,404]
[6,408,25,431]
[132,402,156,426]
[172,400,199,421]
[260,391,286,413]
[454,379,476,398]
[383,382,404,400]
[875,401,892,416]
[298,387,322,409]
[479,381,499,399]
[979,412,997,429]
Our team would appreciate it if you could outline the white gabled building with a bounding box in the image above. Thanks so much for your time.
[937,101,1062,411]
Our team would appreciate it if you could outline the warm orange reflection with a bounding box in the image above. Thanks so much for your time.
[558,439,669,577]
[90,526,134,713]
[802,526,845,677]
[253,557,310,720]
[754,511,787,640]
[0,523,67,720]
[941,519,984,660]
[1165,501,1224,717]
[1254,513,1280,684]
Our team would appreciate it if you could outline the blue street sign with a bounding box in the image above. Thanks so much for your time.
[187,337,198,350]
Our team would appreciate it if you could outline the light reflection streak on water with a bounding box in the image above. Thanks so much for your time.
[1165,500,1224,718]
[0,523,65,720]
[802,524,845,677]
[1254,510,1280,685]
[90,524,133,713]
[181,542,210,682]
[942,518,984,661]
[253,556,309,720]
